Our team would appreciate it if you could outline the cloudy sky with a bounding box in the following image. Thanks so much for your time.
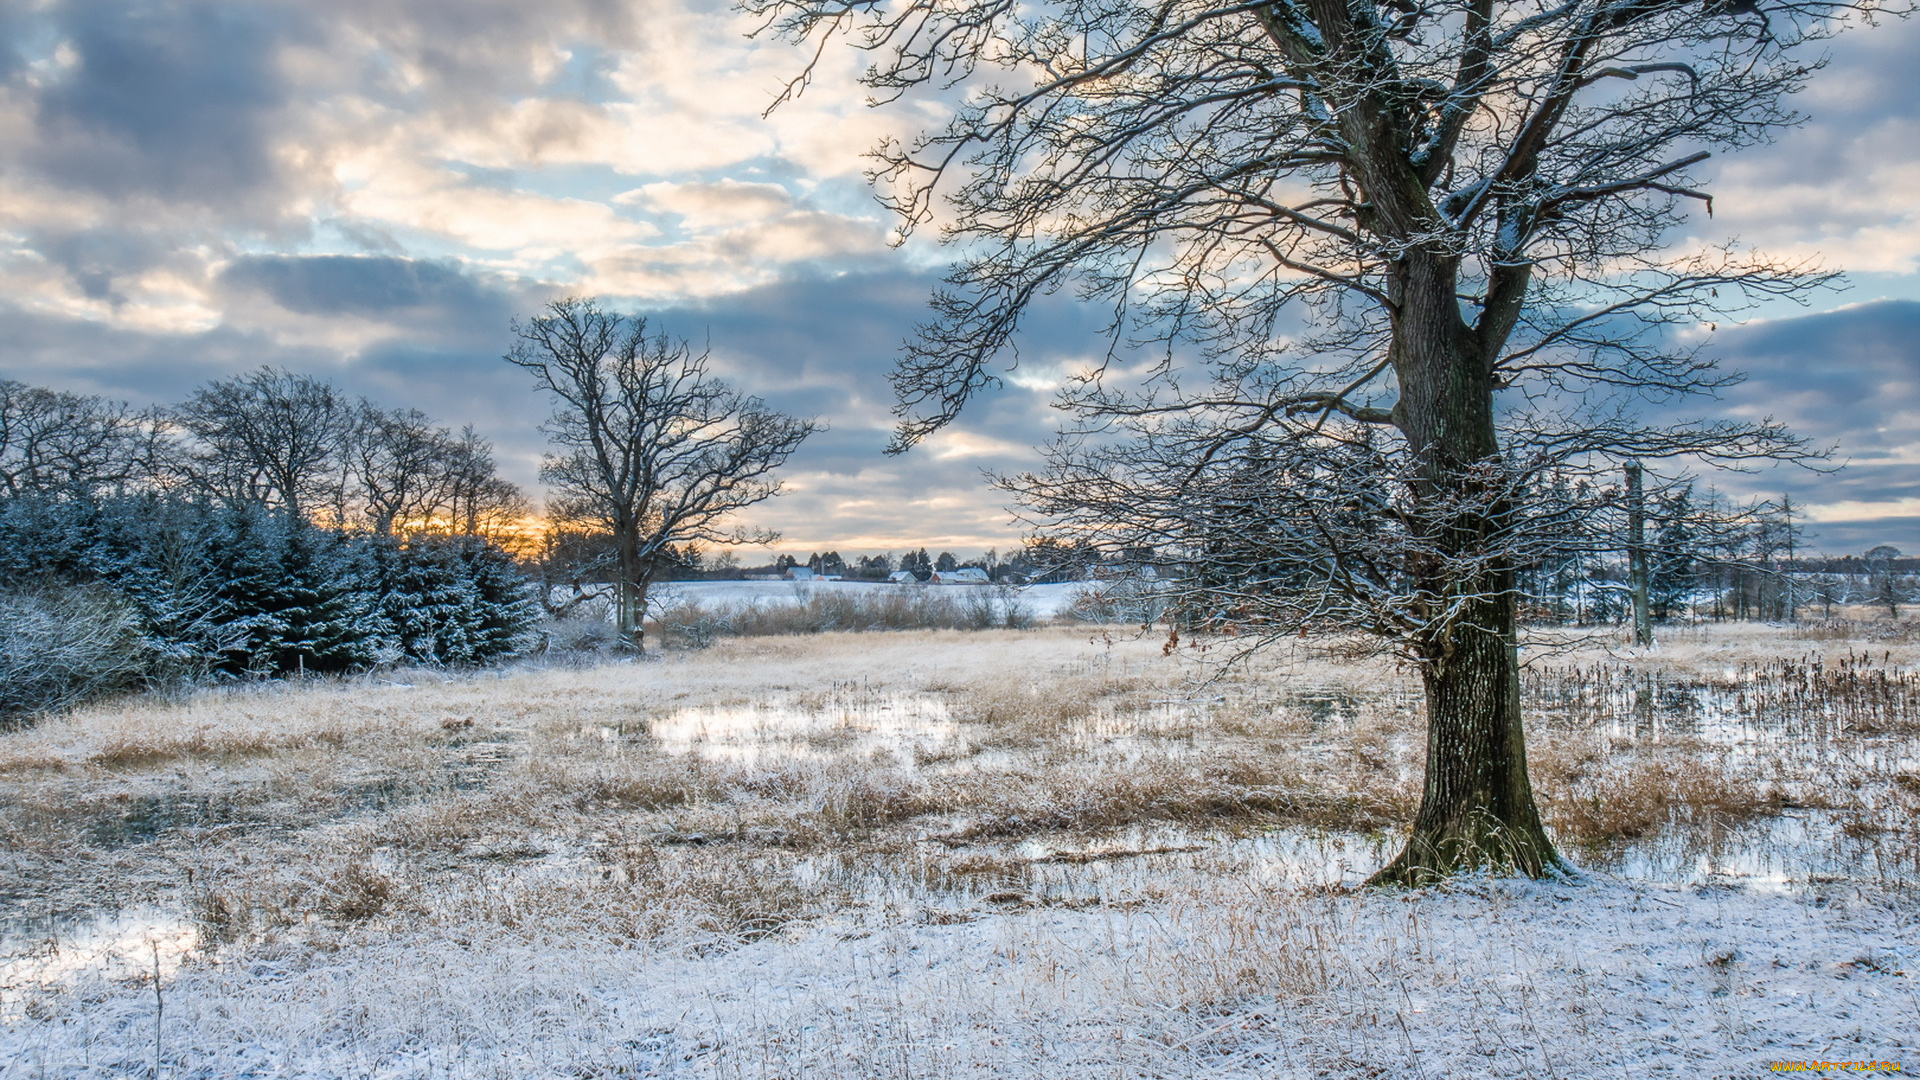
[2,1,1919,557]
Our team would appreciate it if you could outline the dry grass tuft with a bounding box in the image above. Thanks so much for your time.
[527,755,717,812]
[1540,751,1780,844]
[321,859,400,920]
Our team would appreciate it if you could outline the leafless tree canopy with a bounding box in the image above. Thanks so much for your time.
[354,408,529,537]
[355,406,455,536]
[170,368,358,520]
[164,367,525,538]
[507,298,820,650]
[743,0,1864,639]
[753,0,1896,881]
[755,0,1863,450]
[0,380,154,499]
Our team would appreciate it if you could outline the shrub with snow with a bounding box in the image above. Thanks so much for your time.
[0,585,147,724]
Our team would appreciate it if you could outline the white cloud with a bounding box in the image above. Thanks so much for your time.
[1805,498,1920,523]
[626,180,796,228]
[336,159,660,261]
[1692,20,1920,275]
[582,207,890,298]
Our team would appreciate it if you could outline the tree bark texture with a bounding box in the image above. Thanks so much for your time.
[615,526,648,653]
[1372,586,1558,884]
[1370,257,1562,885]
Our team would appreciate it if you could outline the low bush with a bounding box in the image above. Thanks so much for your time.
[0,586,148,725]
[541,596,624,653]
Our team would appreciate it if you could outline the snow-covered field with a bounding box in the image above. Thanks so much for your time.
[2,625,1916,1077]
[650,578,1097,619]
[5,875,1911,1077]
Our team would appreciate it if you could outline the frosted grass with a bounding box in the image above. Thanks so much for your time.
[4,880,1912,1078]
[3,624,1918,1076]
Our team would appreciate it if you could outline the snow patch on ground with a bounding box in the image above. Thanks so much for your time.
[5,877,1913,1078]
[651,579,1096,619]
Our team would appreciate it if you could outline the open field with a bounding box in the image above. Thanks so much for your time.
[3,622,1918,1077]
[650,579,1095,619]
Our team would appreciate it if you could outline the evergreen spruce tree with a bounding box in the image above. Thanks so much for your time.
[458,537,542,662]
[380,537,466,664]
[301,530,395,671]
[0,494,98,585]
[110,497,236,684]
[1651,487,1700,622]
[2,487,534,693]
[208,504,302,676]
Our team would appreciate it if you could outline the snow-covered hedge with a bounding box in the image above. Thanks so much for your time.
[0,495,541,719]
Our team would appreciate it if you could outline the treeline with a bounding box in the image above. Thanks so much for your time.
[754,546,1076,582]
[0,371,526,532]
[1512,482,1915,624]
[605,540,1104,584]
[1511,482,1802,624]
[529,536,1103,606]
[1061,465,1911,633]
[776,541,1100,583]
[0,371,540,723]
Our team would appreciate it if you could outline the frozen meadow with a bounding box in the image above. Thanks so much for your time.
[1,623,1915,1077]
[649,579,1098,620]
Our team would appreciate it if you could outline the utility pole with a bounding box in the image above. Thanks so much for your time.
[1780,493,1797,623]
[1626,462,1653,647]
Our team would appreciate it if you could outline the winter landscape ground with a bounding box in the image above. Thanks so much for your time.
[1,617,1916,1077]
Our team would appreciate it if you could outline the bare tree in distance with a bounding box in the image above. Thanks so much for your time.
[5,370,526,542]
[0,381,155,499]
[753,0,1885,882]
[351,409,527,539]
[354,405,458,536]
[1868,544,1902,619]
[171,368,357,521]
[507,298,820,652]
[444,425,531,540]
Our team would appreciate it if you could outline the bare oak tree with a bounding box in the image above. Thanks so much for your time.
[0,381,154,499]
[507,298,819,651]
[354,405,459,536]
[443,426,532,540]
[350,408,526,539]
[754,0,1882,881]
[171,368,357,520]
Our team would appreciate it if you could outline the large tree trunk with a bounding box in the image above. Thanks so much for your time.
[614,527,648,653]
[1371,585,1559,884]
[1370,255,1562,886]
